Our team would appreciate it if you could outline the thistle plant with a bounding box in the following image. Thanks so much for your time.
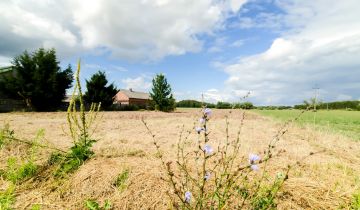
[143,106,309,209]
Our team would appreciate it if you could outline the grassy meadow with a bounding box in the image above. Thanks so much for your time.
[253,109,360,141]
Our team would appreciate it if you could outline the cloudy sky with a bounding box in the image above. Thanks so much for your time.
[0,0,359,105]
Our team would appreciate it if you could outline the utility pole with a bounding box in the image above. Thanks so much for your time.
[312,85,320,112]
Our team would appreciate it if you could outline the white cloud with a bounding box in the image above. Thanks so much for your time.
[0,56,11,66]
[121,76,152,92]
[230,39,245,47]
[0,0,246,61]
[222,0,360,105]
[230,0,248,13]
[207,37,227,53]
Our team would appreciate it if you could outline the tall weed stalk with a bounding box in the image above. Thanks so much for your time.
[51,60,100,177]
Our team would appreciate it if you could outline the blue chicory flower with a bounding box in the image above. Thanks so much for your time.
[199,118,205,124]
[204,171,211,181]
[249,153,261,171]
[204,108,212,116]
[195,127,205,134]
[204,144,213,155]
[250,164,259,171]
[185,191,192,203]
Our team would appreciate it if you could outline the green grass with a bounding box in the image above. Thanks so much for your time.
[253,110,360,141]
[0,185,15,210]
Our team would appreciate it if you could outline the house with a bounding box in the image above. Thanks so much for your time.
[113,88,150,107]
[0,66,26,112]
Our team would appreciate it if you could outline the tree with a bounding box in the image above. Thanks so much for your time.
[0,48,73,111]
[84,71,118,110]
[150,73,175,112]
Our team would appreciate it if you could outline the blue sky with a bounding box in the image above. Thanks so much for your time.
[1,0,359,105]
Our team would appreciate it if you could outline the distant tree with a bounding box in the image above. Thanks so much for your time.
[176,100,216,108]
[84,71,118,110]
[150,74,175,112]
[234,102,254,109]
[0,48,73,111]
[216,101,232,109]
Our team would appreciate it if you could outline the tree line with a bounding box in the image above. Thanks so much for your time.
[0,48,175,112]
[176,100,254,109]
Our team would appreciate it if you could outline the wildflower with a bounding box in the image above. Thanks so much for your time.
[199,118,205,124]
[204,171,211,181]
[195,127,205,134]
[249,153,260,171]
[250,164,259,171]
[203,144,213,155]
[185,191,192,203]
[204,108,212,116]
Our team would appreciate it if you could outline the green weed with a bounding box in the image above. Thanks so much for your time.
[0,185,15,210]
[2,157,37,184]
[30,204,41,210]
[114,169,130,192]
[0,123,14,148]
[85,199,112,210]
[351,191,360,209]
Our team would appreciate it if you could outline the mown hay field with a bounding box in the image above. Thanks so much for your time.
[1,108,360,209]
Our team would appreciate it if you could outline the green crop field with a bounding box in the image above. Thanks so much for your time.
[253,109,360,141]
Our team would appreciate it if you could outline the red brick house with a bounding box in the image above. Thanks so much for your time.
[113,89,150,107]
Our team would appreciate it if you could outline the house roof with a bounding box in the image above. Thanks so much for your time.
[0,66,14,74]
[118,89,150,100]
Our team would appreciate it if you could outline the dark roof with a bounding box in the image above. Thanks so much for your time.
[119,89,150,100]
[0,66,14,74]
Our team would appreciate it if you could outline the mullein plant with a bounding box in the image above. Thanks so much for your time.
[143,106,310,209]
[51,60,101,177]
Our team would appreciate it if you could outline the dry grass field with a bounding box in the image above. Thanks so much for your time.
[1,108,360,209]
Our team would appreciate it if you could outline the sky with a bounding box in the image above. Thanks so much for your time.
[0,0,359,105]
